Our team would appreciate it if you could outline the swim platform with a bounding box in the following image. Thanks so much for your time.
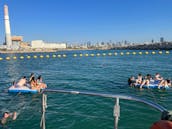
[135,84,170,89]
[8,86,38,93]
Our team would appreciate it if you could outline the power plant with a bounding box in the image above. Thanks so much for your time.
[4,5,12,49]
[3,4,23,50]
[1,4,67,51]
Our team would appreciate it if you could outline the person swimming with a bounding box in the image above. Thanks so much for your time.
[0,111,17,126]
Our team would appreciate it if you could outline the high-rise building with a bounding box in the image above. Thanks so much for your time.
[160,37,164,43]
[151,39,154,43]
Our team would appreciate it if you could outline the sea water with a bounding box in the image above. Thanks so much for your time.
[0,50,172,129]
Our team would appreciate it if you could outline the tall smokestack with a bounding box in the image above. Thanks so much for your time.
[4,5,12,48]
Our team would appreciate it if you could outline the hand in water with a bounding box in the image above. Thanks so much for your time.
[12,112,17,120]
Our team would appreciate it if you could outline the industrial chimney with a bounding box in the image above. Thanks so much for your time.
[4,5,12,48]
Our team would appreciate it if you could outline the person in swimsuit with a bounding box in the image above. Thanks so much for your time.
[0,112,17,126]
[29,73,35,83]
[136,73,143,85]
[140,74,152,89]
[154,73,163,84]
[128,76,136,87]
[36,75,47,89]
[15,76,27,88]
[30,77,38,89]
[158,79,171,89]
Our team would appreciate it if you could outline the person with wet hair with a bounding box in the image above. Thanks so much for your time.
[29,73,35,83]
[30,76,38,89]
[36,75,47,89]
[0,111,17,125]
[128,76,136,87]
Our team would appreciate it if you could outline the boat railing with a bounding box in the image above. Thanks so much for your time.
[40,89,171,129]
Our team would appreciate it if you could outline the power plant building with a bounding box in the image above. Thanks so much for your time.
[1,4,68,51]
[31,40,66,49]
[4,5,12,48]
[11,36,23,49]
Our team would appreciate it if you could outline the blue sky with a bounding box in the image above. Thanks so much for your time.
[0,0,172,44]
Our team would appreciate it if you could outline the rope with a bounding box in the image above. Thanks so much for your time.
[0,50,170,61]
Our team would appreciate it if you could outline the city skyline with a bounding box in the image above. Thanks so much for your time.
[0,0,172,44]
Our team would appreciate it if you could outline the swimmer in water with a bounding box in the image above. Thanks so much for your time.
[0,111,17,126]
[128,76,136,87]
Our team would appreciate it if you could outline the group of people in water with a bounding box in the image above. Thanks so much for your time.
[13,73,47,91]
[128,73,171,89]
[1,73,47,126]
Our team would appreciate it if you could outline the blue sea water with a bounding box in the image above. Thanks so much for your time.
[0,50,172,129]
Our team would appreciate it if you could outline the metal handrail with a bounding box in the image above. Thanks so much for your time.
[42,89,167,112]
[40,89,168,129]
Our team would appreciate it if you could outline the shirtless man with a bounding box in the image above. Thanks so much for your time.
[0,112,17,125]
[15,76,27,88]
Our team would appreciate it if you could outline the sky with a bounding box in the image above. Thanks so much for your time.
[0,0,172,44]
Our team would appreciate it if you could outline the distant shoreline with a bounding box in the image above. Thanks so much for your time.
[0,44,172,54]
[0,49,57,54]
[0,48,96,54]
